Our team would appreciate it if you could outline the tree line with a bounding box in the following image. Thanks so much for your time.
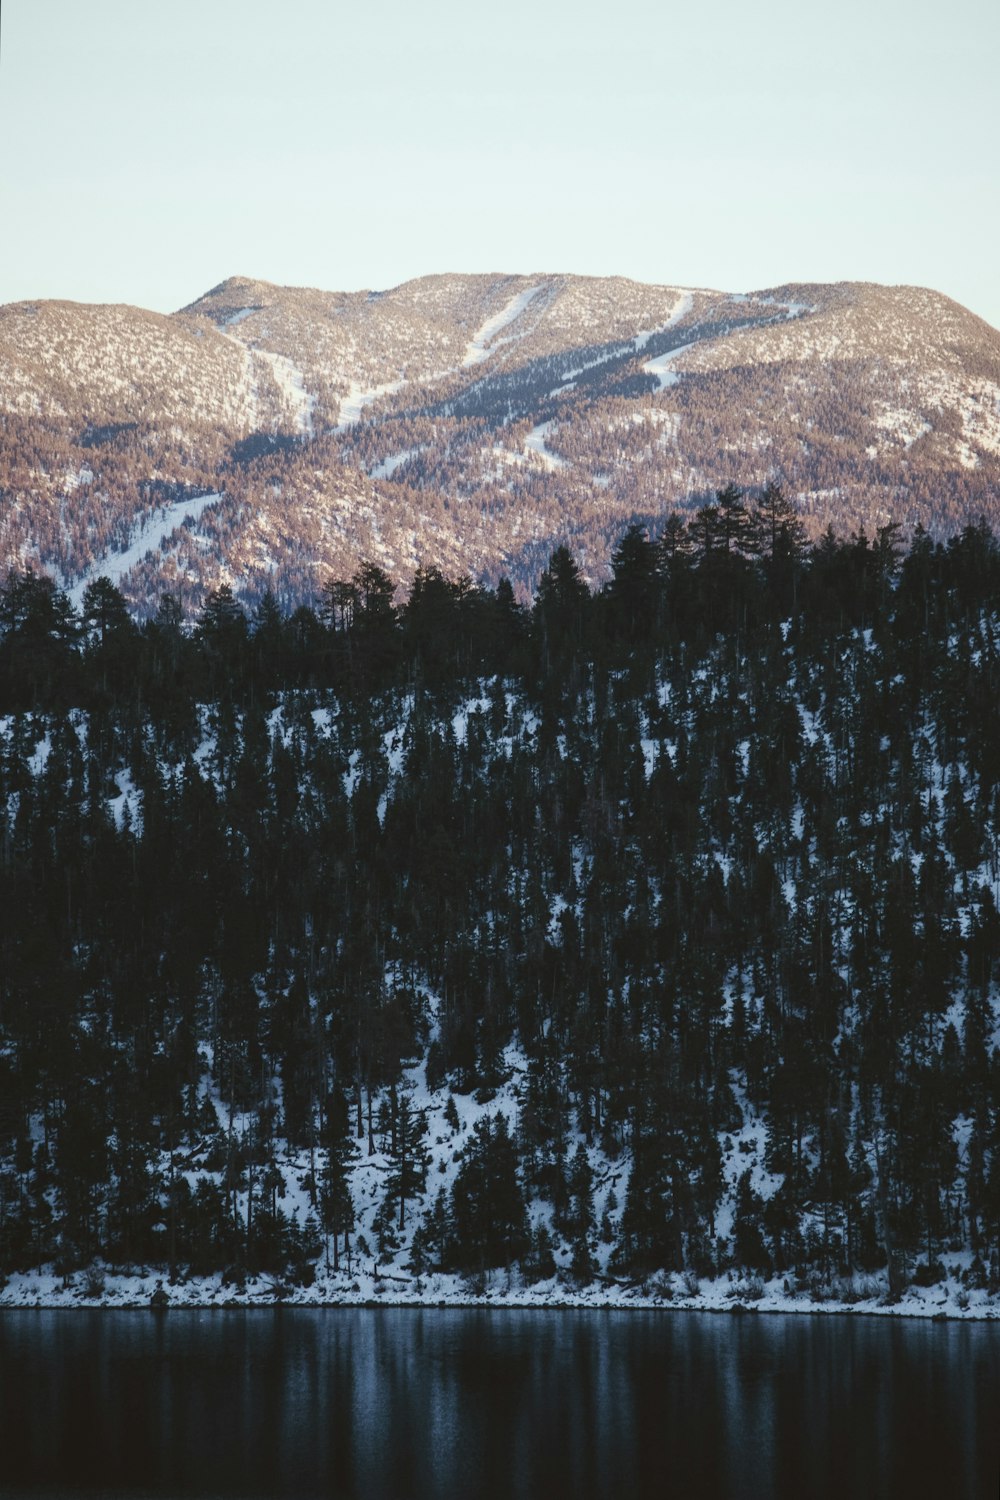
[0,492,998,1299]
[3,486,999,713]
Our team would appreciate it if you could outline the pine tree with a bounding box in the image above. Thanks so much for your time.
[605,524,658,643]
[383,1089,430,1233]
[320,1089,357,1272]
[450,1114,529,1272]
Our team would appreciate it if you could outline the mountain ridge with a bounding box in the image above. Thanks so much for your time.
[1,271,998,608]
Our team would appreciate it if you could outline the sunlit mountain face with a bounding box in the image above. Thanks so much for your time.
[2,272,999,608]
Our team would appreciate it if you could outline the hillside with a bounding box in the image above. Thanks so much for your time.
[1,534,999,1313]
[1,273,998,608]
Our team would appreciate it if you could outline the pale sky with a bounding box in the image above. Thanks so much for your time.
[1,0,997,327]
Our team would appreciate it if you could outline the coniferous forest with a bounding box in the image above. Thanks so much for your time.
[1,489,999,1310]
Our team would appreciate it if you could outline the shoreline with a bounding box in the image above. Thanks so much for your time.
[2,1271,997,1321]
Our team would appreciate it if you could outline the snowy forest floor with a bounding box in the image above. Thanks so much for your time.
[2,1269,997,1319]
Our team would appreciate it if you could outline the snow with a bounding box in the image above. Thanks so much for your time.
[549,352,618,393]
[3,995,989,1317]
[343,748,362,799]
[223,307,257,327]
[4,664,999,1323]
[108,769,142,832]
[462,286,542,367]
[719,1076,785,1217]
[451,695,489,747]
[642,341,697,391]
[632,291,694,350]
[753,296,818,321]
[1,1263,993,1318]
[524,421,567,471]
[63,465,94,491]
[775,300,812,319]
[28,732,52,776]
[873,405,932,448]
[370,447,422,481]
[543,292,695,399]
[256,350,316,437]
[336,378,406,431]
[0,1278,995,1314]
[67,492,222,609]
[337,285,543,430]
[942,995,966,1043]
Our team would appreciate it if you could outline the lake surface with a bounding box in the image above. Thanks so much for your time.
[0,1308,997,1499]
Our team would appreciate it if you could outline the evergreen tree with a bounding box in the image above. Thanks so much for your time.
[383,1089,430,1233]
[320,1088,358,1272]
[449,1115,529,1272]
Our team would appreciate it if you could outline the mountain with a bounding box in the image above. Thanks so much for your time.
[2,272,999,608]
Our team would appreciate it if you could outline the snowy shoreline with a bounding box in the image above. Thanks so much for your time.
[2,1273,997,1320]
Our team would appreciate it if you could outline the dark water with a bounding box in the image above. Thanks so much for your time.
[0,1308,997,1500]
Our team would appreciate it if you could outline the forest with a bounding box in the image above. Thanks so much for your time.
[0,486,998,1306]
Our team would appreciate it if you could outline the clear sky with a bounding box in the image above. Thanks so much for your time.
[1,0,997,327]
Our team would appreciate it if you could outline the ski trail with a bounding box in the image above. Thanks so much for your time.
[524,421,567,471]
[549,291,695,397]
[336,379,407,432]
[68,493,222,608]
[731,292,817,320]
[214,318,316,436]
[256,350,317,437]
[462,286,543,367]
[633,291,694,351]
[642,340,697,391]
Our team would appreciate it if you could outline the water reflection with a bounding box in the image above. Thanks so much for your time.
[0,1308,996,1499]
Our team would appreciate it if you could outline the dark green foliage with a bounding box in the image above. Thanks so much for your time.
[0,517,998,1291]
[382,1089,430,1234]
[448,1115,529,1272]
[320,1089,357,1271]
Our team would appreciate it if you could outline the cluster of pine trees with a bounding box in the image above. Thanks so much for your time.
[0,492,998,1298]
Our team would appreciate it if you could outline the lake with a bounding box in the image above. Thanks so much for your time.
[0,1308,997,1499]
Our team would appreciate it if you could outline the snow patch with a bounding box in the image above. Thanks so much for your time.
[370,447,422,481]
[873,405,931,448]
[752,295,818,320]
[336,379,406,431]
[108,770,142,832]
[524,421,566,471]
[63,465,94,491]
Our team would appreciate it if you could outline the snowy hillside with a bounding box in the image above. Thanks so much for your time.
[1,272,999,607]
[1,548,999,1314]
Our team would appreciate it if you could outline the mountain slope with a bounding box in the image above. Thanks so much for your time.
[1,575,999,1312]
[1,272,998,607]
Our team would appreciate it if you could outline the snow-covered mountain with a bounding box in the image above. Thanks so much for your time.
[2,272,998,606]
